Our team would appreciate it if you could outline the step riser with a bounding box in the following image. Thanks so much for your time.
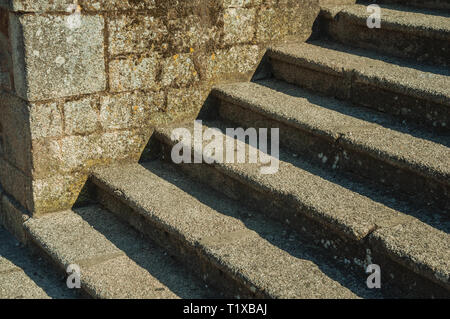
[153,134,450,297]
[269,56,449,131]
[90,179,266,299]
[217,99,450,211]
[320,13,450,67]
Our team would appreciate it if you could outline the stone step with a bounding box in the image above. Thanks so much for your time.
[0,226,80,299]
[151,120,450,296]
[368,0,450,10]
[90,160,385,299]
[319,3,450,66]
[212,79,450,211]
[23,206,218,299]
[267,41,450,131]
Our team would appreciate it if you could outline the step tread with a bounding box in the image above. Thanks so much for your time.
[91,161,382,299]
[268,41,450,105]
[212,80,450,184]
[0,227,78,299]
[155,121,450,289]
[24,206,216,299]
[336,3,450,36]
[370,0,450,11]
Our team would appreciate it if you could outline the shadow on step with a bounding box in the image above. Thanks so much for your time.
[142,161,385,299]
[71,205,218,299]
[0,226,79,299]
[279,151,450,235]
[355,1,450,18]
[256,78,450,148]
[210,79,449,234]
[307,40,450,77]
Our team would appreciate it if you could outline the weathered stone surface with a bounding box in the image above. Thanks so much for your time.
[167,86,209,121]
[162,54,199,87]
[109,54,160,92]
[0,158,33,213]
[321,3,450,67]
[1,0,321,217]
[64,96,100,135]
[100,130,148,162]
[1,0,157,12]
[80,0,157,11]
[199,45,262,81]
[168,15,221,53]
[223,0,263,7]
[256,1,318,43]
[31,138,63,178]
[59,131,146,172]
[10,13,106,101]
[223,7,256,44]
[30,102,63,139]
[60,134,106,171]
[0,194,29,244]
[0,93,31,173]
[100,91,164,130]
[24,206,217,298]
[0,227,79,299]
[0,0,73,12]
[32,172,87,215]
[108,14,167,56]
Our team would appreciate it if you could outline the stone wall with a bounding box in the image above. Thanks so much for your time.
[0,0,319,217]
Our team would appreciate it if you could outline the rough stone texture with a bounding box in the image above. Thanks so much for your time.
[320,3,450,66]
[156,121,405,241]
[0,193,29,244]
[0,1,158,12]
[10,13,106,101]
[213,80,450,209]
[0,0,320,216]
[154,121,450,294]
[166,87,210,122]
[370,219,450,290]
[373,0,450,10]
[269,40,450,130]
[161,54,199,87]
[199,45,263,81]
[30,102,63,139]
[109,54,160,92]
[91,160,384,299]
[100,91,165,130]
[0,226,80,299]
[0,93,32,173]
[256,1,319,43]
[223,7,256,44]
[108,13,167,56]
[0,7,12,93]
[24,205,218,299]
[0,158,33,213]
[32,173,88,215]
[64,97,100,135]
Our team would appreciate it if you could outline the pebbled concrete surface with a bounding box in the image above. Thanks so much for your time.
[154,120,450,291]
[370,218,450,290]
[268,40,450,106]
[318,2,450,66]
[339,3,450,37]
[156,121,412,240]
[213,80,450,184]
[0,226,80,299]
[92,161,388,299]
[24,206,218,299]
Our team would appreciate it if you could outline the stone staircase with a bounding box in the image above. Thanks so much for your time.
[5,1,449,298]
[0,226,80,299]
